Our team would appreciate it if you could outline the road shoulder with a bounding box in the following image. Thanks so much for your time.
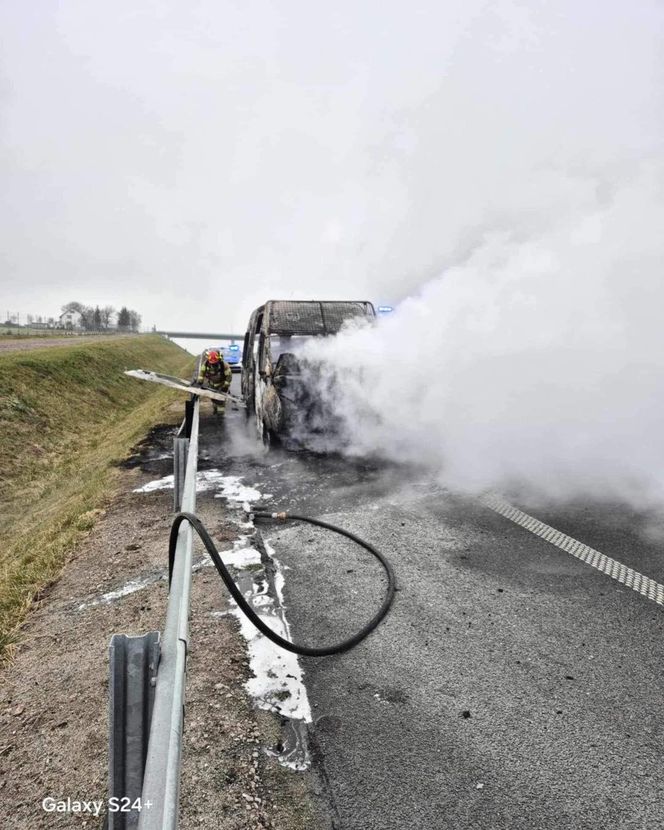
[0,446,328,829]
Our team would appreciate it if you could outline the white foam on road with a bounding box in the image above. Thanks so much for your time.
[132,467,309,767]
[77,571,166,610]
[220,505,312,769]
[76,540,258,611]
[133,470,267,505]
[231,547,312,724]
[224,537,262,569]
[133,473,175,493]
[223,534,313,770]
[212,475,264,505]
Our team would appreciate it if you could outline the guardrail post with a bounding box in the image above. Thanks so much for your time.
[108,632,161,829]
[173,437,189,513]
[184,399,194,439]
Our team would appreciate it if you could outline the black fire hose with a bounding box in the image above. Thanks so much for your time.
[169,510,396,656]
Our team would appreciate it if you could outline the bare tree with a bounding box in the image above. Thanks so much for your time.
[100,305,115,329]
[128,310,142,332]
[79,306,95,330]
[61,301,85,314]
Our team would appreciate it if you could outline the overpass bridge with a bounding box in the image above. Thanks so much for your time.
[154,331,243,342]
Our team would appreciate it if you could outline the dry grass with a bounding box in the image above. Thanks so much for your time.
[0,335,194,660]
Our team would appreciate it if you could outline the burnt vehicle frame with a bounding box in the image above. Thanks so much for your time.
[241,300,376,446]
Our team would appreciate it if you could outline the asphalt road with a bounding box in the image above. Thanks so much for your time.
[202,384,664,830]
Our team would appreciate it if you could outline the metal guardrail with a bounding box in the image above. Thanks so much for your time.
[138,397,200,829]
[108,397,200,829]
[155,330,243,341]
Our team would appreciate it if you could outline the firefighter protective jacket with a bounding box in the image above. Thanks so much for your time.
[198,354,232,390]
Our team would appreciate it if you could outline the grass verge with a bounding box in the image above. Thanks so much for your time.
[0,335,193,661]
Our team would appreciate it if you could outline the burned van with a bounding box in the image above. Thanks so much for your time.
[241,300,376,446]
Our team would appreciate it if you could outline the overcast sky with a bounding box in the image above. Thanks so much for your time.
[1,1,663,333]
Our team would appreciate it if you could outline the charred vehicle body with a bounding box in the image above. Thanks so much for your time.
[241,300,376,447]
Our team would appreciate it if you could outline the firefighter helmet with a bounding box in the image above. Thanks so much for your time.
[207,349,221,364]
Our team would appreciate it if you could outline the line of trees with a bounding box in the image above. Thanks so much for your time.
[61,301,142,332]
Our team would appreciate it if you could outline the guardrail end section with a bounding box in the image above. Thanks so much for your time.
[108,632,161,829]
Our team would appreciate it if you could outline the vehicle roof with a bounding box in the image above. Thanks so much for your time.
[263,300,375,335]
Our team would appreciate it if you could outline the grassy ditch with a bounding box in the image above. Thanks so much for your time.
[0,335,193,661]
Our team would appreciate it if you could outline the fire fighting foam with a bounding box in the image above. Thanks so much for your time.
[134,468,312,767]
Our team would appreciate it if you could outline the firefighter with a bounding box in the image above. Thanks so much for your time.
[195,349,232,415]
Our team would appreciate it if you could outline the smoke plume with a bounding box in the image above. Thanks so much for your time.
[302,161,664,506]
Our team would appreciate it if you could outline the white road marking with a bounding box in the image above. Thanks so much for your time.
[480,493,664,607]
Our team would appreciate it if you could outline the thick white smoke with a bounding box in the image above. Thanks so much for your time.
[302,161,664,506]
